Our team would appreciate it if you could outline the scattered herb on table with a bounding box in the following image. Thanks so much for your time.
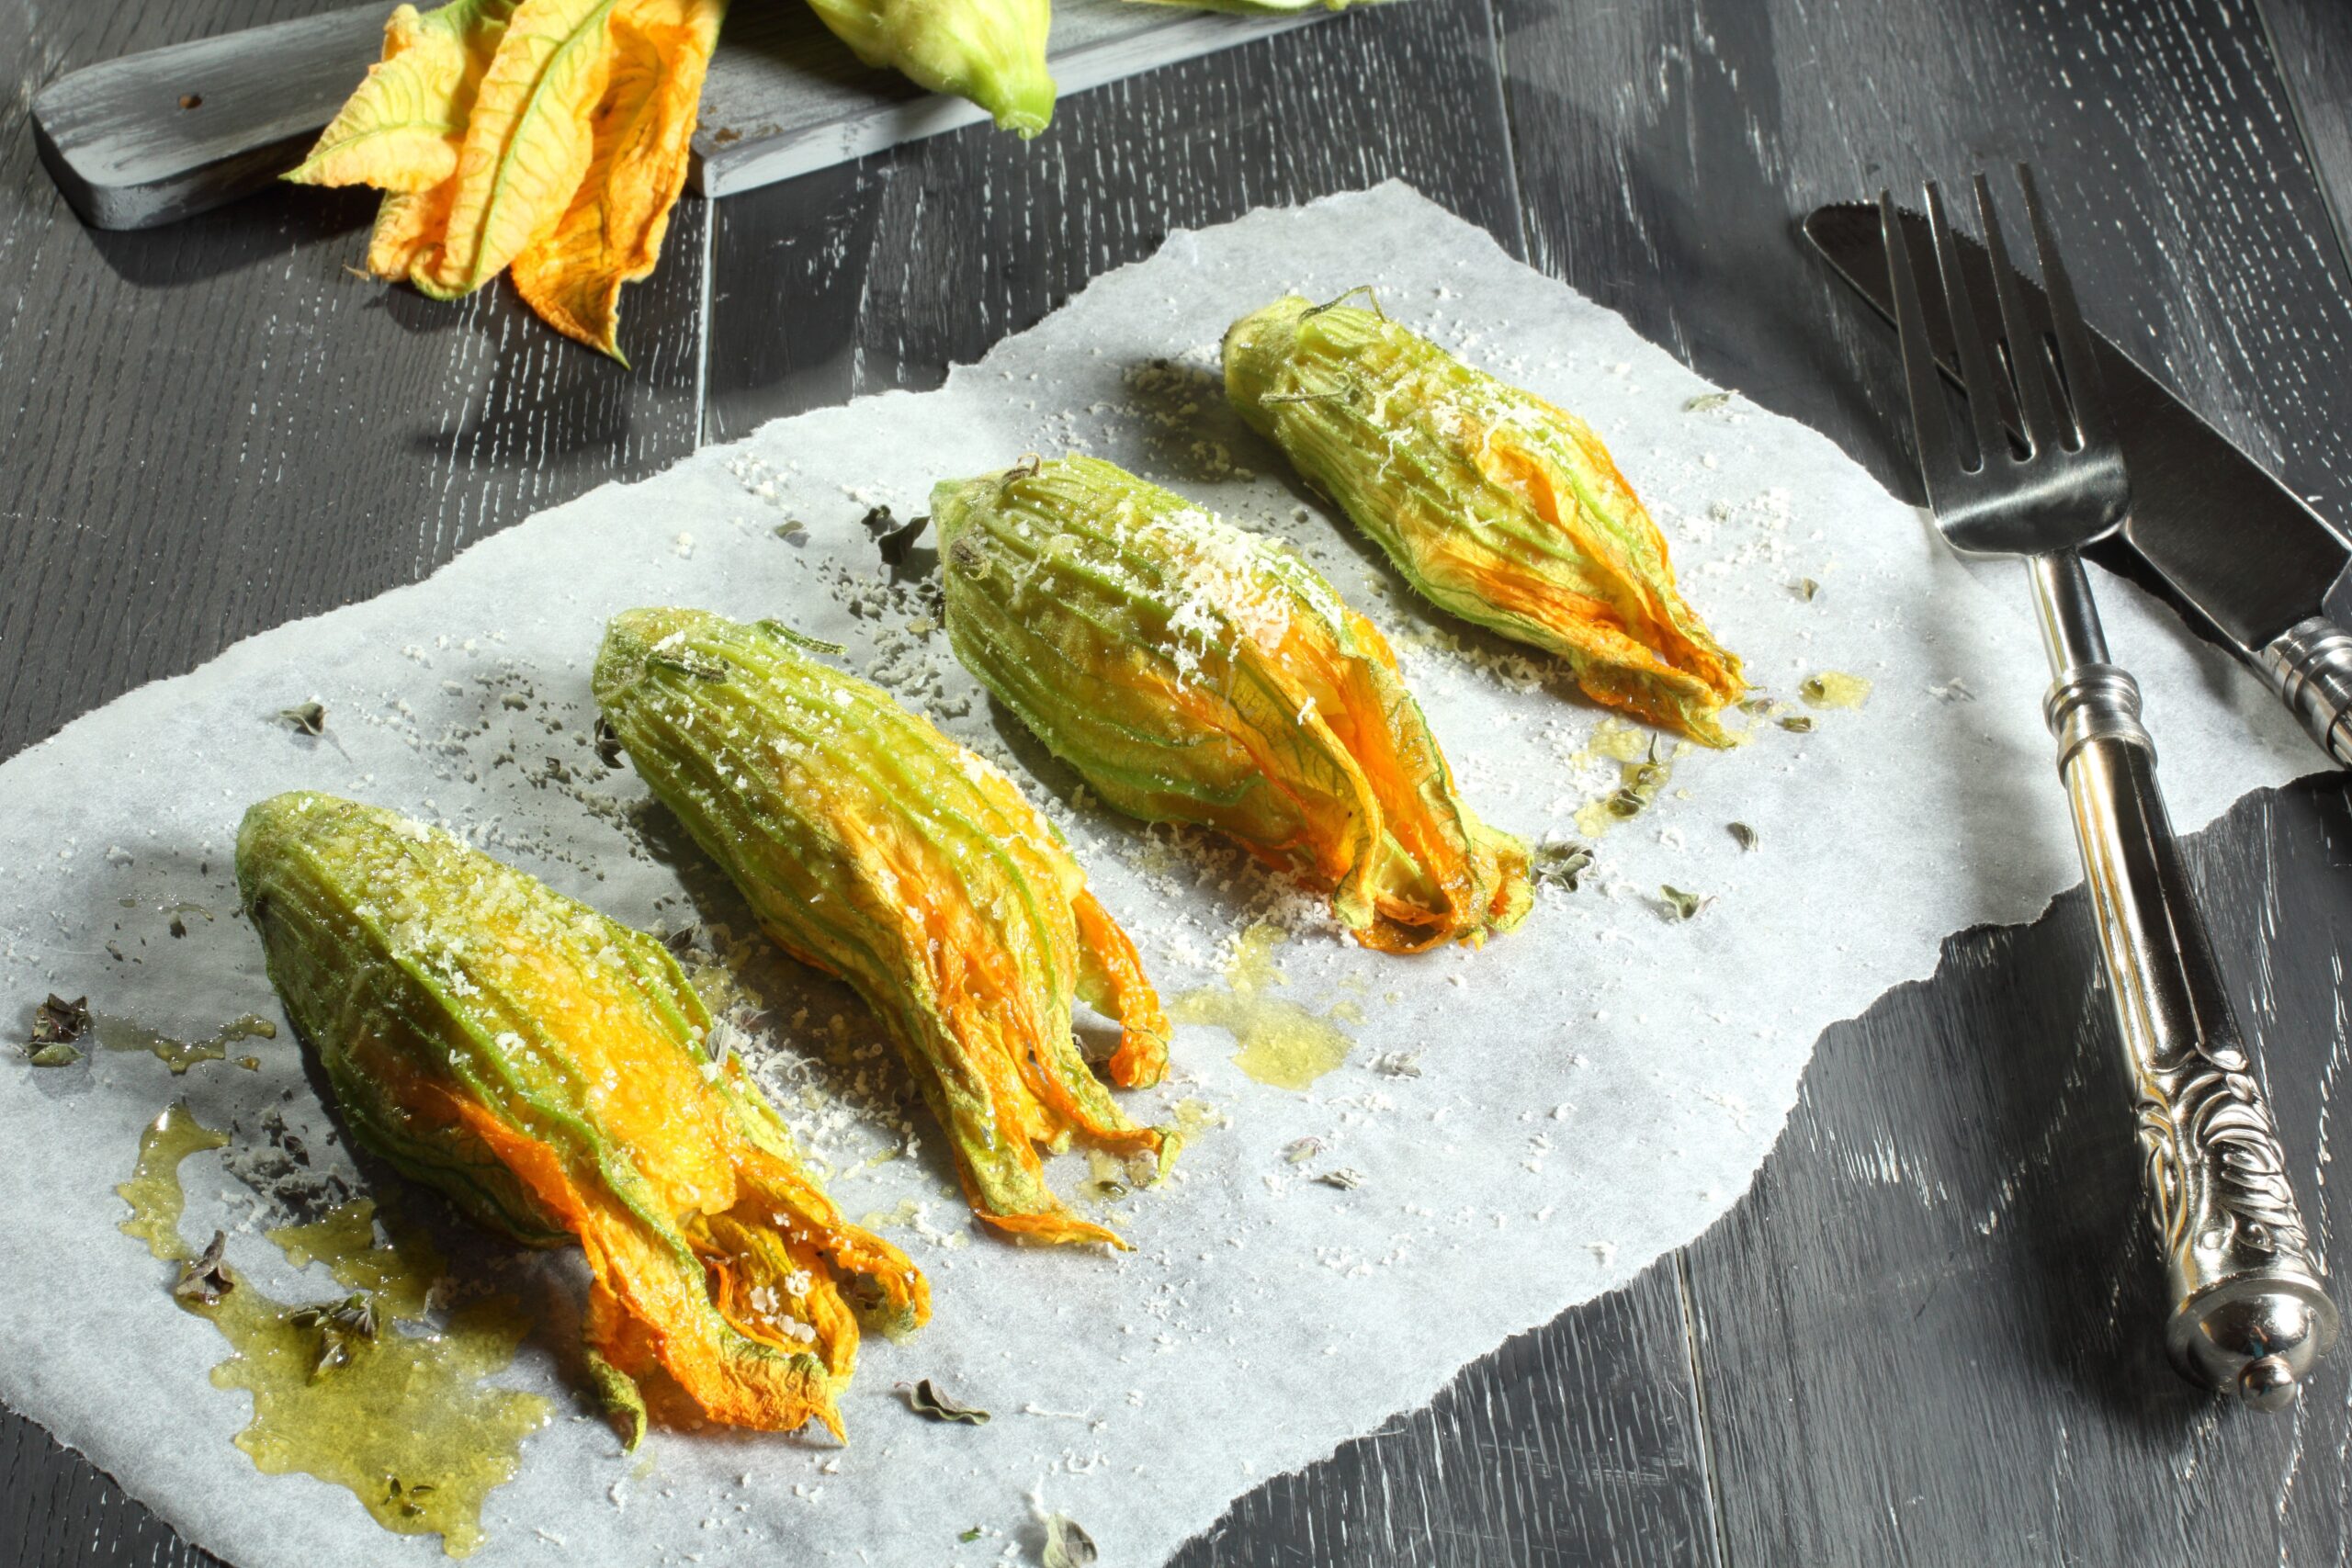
[171,1229,235,1306]
[876,513,933,567]
[290,1292,382,1381]
[1660,886,1712,921]
[1043,1512,1098,1568]
[905,1378,991,1425]
[1532,840,1593,891]
[1727,821,1758,852]
[26,993,90,1066]
[594,716,625,769]
[277,702,326,737]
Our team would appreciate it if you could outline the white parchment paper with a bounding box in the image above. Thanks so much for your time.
[0,185,2319,1567]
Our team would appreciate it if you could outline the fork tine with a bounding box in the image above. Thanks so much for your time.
[2017,163,2108,448]
[1924,181,2005,473]
[1973,173,2064,458]
[1880,188,1961,490]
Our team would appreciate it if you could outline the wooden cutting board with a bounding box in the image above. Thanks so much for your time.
[31,2,1324,231]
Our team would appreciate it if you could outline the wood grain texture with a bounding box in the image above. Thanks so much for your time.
[0,5,702,1560]
[1490,2,2352,1563]
[705,0,1528,436]
[1493,0,2352,521]
[1175,1264,1720,1568]
[7,0,2352,1565]
[0,1,707,763]
[1685,775,2352,1564]
[2263,0,2352,281]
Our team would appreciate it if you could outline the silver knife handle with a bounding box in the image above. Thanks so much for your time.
[2035,557,2337,1407]
[2260,615,2352,769]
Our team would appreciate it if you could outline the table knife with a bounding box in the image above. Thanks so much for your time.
[1804,202,2352,768]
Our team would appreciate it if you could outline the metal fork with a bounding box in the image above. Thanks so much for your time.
[1882,166,2336,1408]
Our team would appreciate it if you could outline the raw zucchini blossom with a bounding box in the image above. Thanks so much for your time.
[803,0,1056,136]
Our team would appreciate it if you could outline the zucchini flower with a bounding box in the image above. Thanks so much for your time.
[593,609,1170,1248]
[235,792,924,1445]
[804,0,1055,137]
[1225,295,1746,745]
[932,456,1532,955]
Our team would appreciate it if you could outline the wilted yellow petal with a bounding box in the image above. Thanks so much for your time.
[510,0,726,359]
[421,0,627,297]
[285,0,515,193]
[365,186,452,277]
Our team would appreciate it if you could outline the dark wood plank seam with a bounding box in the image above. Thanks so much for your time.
[2253,0,2352,307]
[695,190,718,445]
[1675,1250,1734,1568]
[1478,0,1535,264]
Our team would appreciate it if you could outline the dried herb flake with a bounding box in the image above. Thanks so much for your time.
[291,1292,381,1380]
[905,1377,990,1425]
[1660,886,1711,921]
[648,650,731,682]
[1727,822,1758,852]
[1792,578,1820,602]
[1532,840,1592,892]
[173,1229,235,1306]
[1043,1513,1098,1568]
[1777,714,1815,734]
[26,993,90,1066]
[756,619,848,657]
[277,702,327,737]
[1317,1168,1366,1190]
[1682,390,1731,412]
[877,513,933,567]
[594,716,625,769]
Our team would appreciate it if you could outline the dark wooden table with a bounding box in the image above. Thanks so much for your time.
[7,2,2352,1562]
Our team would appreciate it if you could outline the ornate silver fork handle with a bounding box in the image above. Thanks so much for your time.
[2035,552,2338,1408]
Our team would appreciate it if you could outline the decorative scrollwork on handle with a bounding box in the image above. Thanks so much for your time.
[2132,1030,2312,1284]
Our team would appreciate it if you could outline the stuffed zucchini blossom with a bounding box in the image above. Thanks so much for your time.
[235,791,924,1446]
[1226,294,1746,745]
[933,455,1532,956]
[594,608,1171,1250]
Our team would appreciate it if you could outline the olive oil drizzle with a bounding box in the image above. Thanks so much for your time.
[99,1013,277,1075]
[117,1105,548,1558]
[1170,922,1354,1091]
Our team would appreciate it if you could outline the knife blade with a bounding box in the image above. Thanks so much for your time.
[1804,201,2352,767]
